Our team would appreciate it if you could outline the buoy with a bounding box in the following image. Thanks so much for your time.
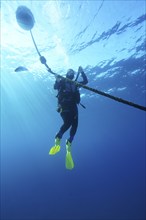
[16,6,35,30]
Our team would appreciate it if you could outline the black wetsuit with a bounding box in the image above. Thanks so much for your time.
[54,72,88,143]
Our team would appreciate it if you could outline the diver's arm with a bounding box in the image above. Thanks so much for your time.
[54,76,64,90]
[78,66,88,85]
[54,76,61,90]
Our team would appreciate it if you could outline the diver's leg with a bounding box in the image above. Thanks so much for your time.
[55,112,72,139]
[65,112,77,170]
[68,113,78,143]
[49,113,72,155]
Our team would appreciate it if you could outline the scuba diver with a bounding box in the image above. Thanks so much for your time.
[49,66,88,169]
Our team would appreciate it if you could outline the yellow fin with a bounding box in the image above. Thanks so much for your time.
[49,145,60,155]
[65,152,74,170]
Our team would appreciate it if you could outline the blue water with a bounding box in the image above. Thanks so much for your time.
[1,1,146,220]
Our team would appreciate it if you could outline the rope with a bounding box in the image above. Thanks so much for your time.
[30,30,41,57]
[28,30,146,112]
[46,67,146,112]
[74,82,146,112]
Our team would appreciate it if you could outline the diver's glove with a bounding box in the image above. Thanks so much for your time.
[78,66,88,84]
[56,75,63,82]
[78,66,85,76]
